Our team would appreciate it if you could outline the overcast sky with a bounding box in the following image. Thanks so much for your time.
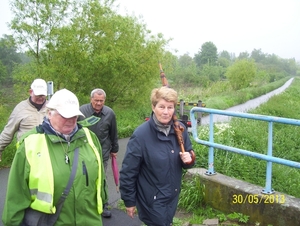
[1,0,300,61]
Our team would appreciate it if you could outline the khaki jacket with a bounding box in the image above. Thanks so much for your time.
[0,98,47,152]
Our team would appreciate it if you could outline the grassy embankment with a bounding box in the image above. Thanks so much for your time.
[0,77,294,168]
[176,77,300,225]
[190,77,300,198]
[1,77,299,225]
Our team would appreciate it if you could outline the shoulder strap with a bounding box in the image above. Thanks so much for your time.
[46,147,79,225]
[61,147,80,199]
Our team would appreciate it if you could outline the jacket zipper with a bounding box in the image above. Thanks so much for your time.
[82,161,89,186]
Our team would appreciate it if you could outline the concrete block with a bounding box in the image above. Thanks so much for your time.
[185,168,300,226]
[203,218,219,225]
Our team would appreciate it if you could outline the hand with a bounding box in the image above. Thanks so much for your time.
[110,152,117,158]
[126,206,136,218]
[179,152,192,164]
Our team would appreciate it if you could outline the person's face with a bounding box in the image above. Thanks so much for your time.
[30,89,46,104]
[91,93,105,113]
[48,110,77,134]
[152,99,175,125]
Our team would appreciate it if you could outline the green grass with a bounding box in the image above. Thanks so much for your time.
[175,77,300,224]
[0,76,298,225]
[0,82,19,168]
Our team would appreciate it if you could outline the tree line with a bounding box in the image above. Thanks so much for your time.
[164,41,298,91]
[0,0,299,107]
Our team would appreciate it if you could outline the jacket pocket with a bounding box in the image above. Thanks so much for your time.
[23,208,55,226]
[148,190,160,207]
[82,161,89,186]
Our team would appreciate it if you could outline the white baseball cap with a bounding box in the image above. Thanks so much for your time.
[31,78,47,96]
[46,88,84,118]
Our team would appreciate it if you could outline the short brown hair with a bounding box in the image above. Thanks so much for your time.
[150,86,178,107]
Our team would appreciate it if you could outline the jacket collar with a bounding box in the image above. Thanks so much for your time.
[89,103,108,116]
[149,112,175,135]
[42,117,80,141]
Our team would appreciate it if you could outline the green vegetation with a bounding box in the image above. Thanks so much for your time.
[174,78,300,225]
[208,77,300,198]
[1,77,297,226]
[1,1,300,224]
[1,0,298,108]
[108,76,300,225]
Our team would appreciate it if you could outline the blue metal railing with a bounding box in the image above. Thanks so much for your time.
[190,107,300,194]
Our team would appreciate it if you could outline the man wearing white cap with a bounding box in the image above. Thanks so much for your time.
[0,78,48,161]
[2,88,108,226]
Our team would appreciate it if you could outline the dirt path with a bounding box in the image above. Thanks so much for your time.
[201,77,294,125]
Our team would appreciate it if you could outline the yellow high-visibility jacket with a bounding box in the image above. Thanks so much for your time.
[2,124,108,226]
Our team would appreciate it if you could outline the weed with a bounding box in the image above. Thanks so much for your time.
[227,212,249,223]
[178,175,205,212]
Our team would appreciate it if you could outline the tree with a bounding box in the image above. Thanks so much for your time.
[251,48,266,63]
[10,0,168,106]
[194,41,218,67]
[178,54,193,68]
[9,0,82,87]
[156,52,180,87]
[238,51,250,59]
[0,35,21,82]
[225,59,256,90]
[218,50,232,69]
[218,57,231,69]
[10,0,72,64]
[175,54,198,85]
[0,61,7,83]
[199,64,224,82]
[219,50,231,61]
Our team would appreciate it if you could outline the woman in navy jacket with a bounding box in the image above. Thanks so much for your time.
[120,86,195,226]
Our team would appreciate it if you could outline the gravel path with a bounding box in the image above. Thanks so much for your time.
[200,78,294,125]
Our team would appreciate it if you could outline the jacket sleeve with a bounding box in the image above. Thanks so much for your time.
[182,125,196,169]
[2,141,31,225]
[119,134,142,207]
[0,106,21,152]
[109,112,119,154]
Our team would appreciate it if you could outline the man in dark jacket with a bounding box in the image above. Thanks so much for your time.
[78,88,119,218]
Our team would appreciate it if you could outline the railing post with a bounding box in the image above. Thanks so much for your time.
[197,100,202,125]
[263,121,275,194]
[206,114,216,175]
[190,107,300,190]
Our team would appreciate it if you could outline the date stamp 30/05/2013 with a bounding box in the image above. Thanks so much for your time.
[232,194,285,204]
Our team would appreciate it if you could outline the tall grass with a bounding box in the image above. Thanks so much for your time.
[1,76,298,224]
[113,77,291,139]
[0,77,292,168]
[0,83,19,168]
[191,77,300,198]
